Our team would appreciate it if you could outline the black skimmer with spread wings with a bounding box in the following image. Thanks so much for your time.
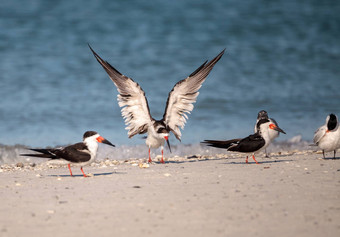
[313,113,340,158]
[89,45,225,163]
[254,110,286,157]
[202,118,286,164]
[21,131,115,177]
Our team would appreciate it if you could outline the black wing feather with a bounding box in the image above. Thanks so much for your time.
[203,133,265,153]
[54,143,91,163]
[202,138,241,149]
[21,148,59,159]
[21,143,91,163]
[228,134,265,153]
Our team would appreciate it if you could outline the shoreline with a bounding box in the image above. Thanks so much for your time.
[0,150,339,237]
[0,136,314,165]
[0,142,319,167]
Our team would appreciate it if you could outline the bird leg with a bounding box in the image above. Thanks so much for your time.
[334,150,336,159]
[245,156,248,164]
[252,155,260,164]
[148,148,152,163]
[68,164,73,177]
[80,167,87,177]
[160,148,165,164]
[323,150,325,159]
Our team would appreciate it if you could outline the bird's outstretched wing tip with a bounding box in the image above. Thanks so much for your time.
[215,48,226,60]
[88,43,97,55]
[189,60,208,77]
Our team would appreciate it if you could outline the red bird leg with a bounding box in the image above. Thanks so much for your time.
[160,148,165,164]
[252,155,259,164]
[80,167,87,177]
[245,156,249,164]
[148,148,152,163]
[68,164,73,177]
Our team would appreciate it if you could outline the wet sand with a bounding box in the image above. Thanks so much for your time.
[0,151,339,237]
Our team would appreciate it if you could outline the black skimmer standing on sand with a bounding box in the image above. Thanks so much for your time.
[254,110,286,157]
[313,113,340,158]
[89,45,225,163]
[21,131,115,177]
[202,118,286,164]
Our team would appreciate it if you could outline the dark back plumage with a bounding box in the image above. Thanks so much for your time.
[21,143,91,163]
[154,120,169,134]
[203,133,265,153]
[228,134,265,153]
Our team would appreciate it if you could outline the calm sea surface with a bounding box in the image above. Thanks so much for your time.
[0,0,339,162]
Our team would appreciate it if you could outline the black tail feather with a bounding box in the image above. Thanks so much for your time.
[20,148,57,159]
[201,139,240,149]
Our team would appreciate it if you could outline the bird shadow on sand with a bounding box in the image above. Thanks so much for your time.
[222,159,294,165]
[48,171,126,178]
[153,157,226,165]
[322,157,340,160]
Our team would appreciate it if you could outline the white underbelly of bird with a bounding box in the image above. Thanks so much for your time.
[146,134,165,149]
[318,133,339,152]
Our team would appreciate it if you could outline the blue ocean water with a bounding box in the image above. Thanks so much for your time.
[0,0,340,162]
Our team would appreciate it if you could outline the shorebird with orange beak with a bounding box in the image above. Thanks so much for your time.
[21,131,115,177]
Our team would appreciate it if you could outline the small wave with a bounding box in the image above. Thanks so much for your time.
[0,144,32,165]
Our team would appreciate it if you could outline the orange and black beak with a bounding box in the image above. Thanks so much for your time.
[269,124,286,134]
[96,136,115,147]
[164,136,172,153]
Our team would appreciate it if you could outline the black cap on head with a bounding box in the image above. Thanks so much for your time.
[329,114,336,120]
[83,131,98,140]
[327,114,338,131]
[154,120,170,134]
[256,118,270,131]
[257,110,268,120]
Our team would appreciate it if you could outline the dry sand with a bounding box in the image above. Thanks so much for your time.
[0,151,339,237]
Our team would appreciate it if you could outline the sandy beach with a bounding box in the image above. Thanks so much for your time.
[0,150,339,237]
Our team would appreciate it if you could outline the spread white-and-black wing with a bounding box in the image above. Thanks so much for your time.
[163,49,225,141]
[89,45,153,138]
